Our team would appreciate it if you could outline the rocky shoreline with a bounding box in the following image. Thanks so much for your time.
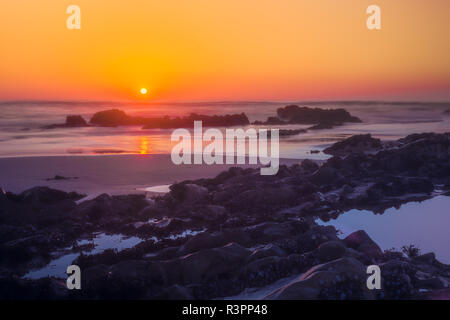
[0,132,449,300]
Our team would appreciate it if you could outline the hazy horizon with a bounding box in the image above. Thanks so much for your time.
[1,99,450,105]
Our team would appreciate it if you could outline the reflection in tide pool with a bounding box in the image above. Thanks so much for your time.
[23,229,208,279]
[24,233,142,279]
[143,184,171,193]
[317,196,450,264]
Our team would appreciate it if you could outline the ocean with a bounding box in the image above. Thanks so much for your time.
[0,100,449,159]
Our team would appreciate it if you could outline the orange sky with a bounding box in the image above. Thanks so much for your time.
[0,0,449,101]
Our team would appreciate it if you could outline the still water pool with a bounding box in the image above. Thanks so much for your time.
[318,196,450,264]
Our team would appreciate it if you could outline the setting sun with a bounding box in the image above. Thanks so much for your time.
[140,88,148,95]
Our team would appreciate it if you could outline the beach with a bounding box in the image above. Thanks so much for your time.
[0,154,302,195]
[0,102,449,300]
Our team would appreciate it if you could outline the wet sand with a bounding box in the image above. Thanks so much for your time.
[0,154,303,195]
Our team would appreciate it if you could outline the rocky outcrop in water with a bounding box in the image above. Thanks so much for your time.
[88,109,250,128]
[254,105,361,128]
[42,115,90,129]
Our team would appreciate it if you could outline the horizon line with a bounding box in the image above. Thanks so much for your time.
[1,99,450,106]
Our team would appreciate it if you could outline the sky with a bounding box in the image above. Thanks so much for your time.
[0,0,449,102]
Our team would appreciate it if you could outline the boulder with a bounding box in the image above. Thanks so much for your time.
[317,241,347,262]
[276,105,361,124]
[188,205,227,221]
[89,109,250,128]
[90,109,135,126]
[247,244,287,262]
[177,229,251,256]
[72,193,147,222]
[245,221,300,243]
[65,115,88,127]
[300,159,319,173]
[170,183,209,205]
[178,243,250,284]
[265,258,367,300]
[226,185,298,212]
[344,230,383,263]
[19,186,84,204]
[301,257,366,280]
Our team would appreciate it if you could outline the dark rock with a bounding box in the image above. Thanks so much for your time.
[226,185,298,212]
[277,105,362,124]
[177,229,251,256]
[46,175,78,181]
[255,105,361,126]
[300,159,319,173]
[90,109,138,127]
[152,284,193,300]
[419,288,450,300]
[170,183,209,205]
[324,134,382,156]
[71,193,148,223]
[19,186,84,204]
[344,230,383,263]
[308,122,340,130]
[416,277,446,290]
[42,115,89,129]
[317,241,347,262]
[310,165,338,185]
[66,115,88,126]
[247,244,287,262]
[177,243,250,284]
[379,260,415,299]
[412,252,436,265]
[0,277,68,299]
[83,264,109,286]
[265,258,367,300]
[89,109,250,128]
[187,205,227,221]
[253,117,286,125]
[278,129,307,136]
[108,260,164,283]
